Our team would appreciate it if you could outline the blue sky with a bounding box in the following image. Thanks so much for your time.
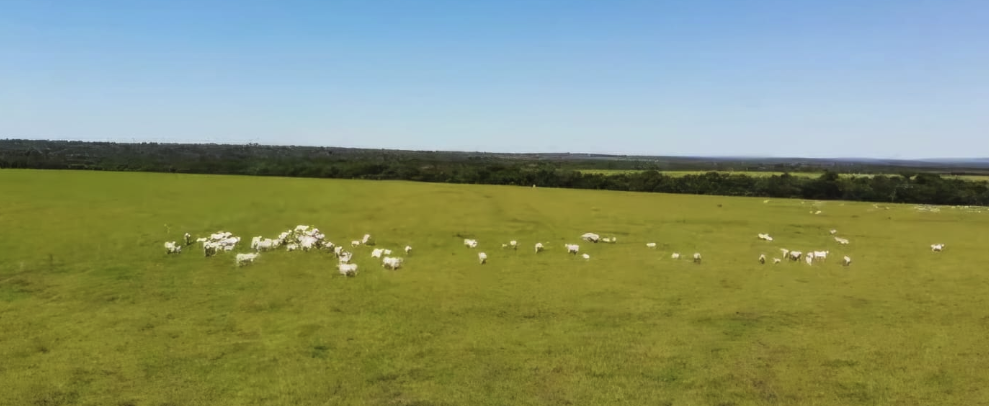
[2,0,987,158]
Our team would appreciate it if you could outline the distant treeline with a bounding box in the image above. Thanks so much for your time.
[2,139,988,206]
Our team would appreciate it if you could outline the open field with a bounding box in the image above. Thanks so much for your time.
[578,169,989,181]
[2,169,989,405]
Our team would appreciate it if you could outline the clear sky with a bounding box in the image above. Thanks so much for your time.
[2,0,987,159]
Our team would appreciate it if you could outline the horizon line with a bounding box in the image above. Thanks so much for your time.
[3,138,988,163]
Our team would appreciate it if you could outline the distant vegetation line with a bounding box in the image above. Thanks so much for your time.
[2,139,988,206]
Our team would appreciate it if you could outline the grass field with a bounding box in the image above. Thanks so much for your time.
[2,170,989,406]
[578,169,989,181]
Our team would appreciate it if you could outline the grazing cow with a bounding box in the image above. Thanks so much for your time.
[371,248,384,258]
[337,263,358,277]
[203,242,218,257]
[164,241,181,254]
[931,244,944,252]
[478,252,487,264]
[351,240,361,247]
[646,243,657,248]
[566,244,579,255]
[830,229,837,235]
[805,253,814,265]
[693,253,702,264]
[405,245,412,255]
[789,251,802,261]
[236,252,259,267]
[773,258,782,264]
[671,252,680,260]
[509,240,517,250]
[299,236,317,251]
[581,233,600,243]
[184,233,192,246]
[382,257,403,270]
[759,254,766,264]
[582,253,590,260]
[842,256,852,266]
[286,243,298,252]
[534,243,544,253]
[812,251,829,261]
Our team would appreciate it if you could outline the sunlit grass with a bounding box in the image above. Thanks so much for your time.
[2,169,988,405]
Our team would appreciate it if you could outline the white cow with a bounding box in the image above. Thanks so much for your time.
[780,248,790,259]
[286,243,298,252]
[693,253,702,264]
[566,244,580,255]
[773,258,782,264]
[842,256,852,266]
[646,243,657,248]
[671,252,680,260]
[582,253,590,260]
[581,233,600,243]
[382,257,403,270]
[203,242,218,257]
[337,263,358,277]
[509,240,517,250]
[830,229,838,235]
[463,239,478,248]
[299,236,317,251]
[478,252,487,264]
[164,241,181,254]
[184,233,192,246]
[351,240,361,247]
[931,244,944,252]
[405,245,413,255]
[362,234,372,245]
[759,254,766,264]
[236,252,259,267]
[805,253,814,265]
[789,251,802,261]
[534,243,544,253]
[383,249,392,255]
[371,248,384,258]
[813,251,829,261]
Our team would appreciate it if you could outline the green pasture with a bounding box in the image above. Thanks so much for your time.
[1,169,987,405]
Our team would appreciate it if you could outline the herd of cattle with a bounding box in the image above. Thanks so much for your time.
[163,226,950,276]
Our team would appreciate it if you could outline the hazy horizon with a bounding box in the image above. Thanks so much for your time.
[3,0,988,160]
